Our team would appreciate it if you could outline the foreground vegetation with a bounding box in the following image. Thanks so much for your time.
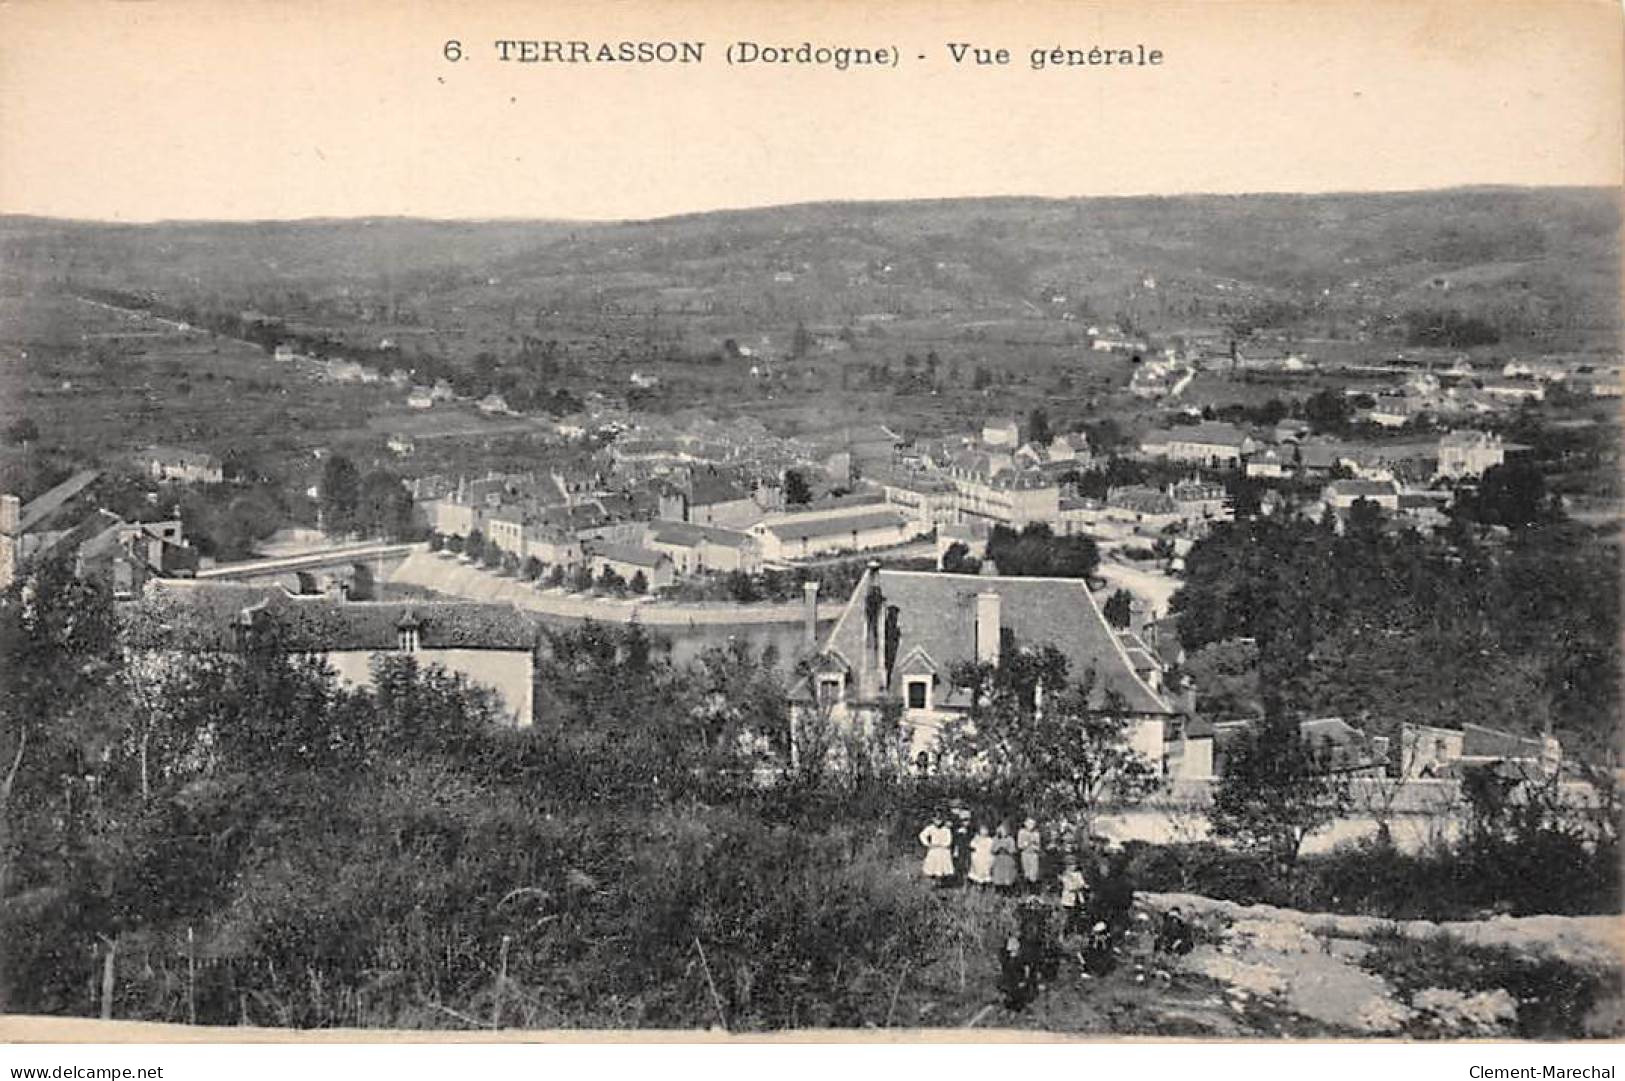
[2,548,1618,1032]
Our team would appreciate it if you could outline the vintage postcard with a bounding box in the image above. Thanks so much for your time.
[0,0,1621,1055]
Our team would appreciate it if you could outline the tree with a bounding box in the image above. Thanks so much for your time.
[1182,638,1262,719]
[319,455,361,535]
[791,321,814,359]
[465,529,487,566]
[1209,717,1351,870]
[1302,389,1351,432]
[356,469,414,540]
[4,417,39,446]
[427,532,444,552]
[940,541,980,575]
[941,648,1159,828]
[1103,589,1134,630]
[726,571,760,603]
[0,552,122,903]
[521,555,543,581]
[629,570,649,595]
[1461,460,1556,530]
[985,524,1098,579]
[1026,408,1052,447]
[783,469,812,506]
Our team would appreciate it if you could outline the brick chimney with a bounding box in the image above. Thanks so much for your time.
[801,580,820,654]
[975,589,1001,665]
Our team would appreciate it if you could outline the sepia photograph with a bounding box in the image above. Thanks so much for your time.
[0,0,1621,1058]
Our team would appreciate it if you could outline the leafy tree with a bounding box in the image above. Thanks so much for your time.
[5,417,39,446]
[1182,638,1262,719]
[427,532,444,552]
[940,541,980,575]
[985,523,1098,579]
[791,321,814,359]
[1103,589,1134,630]
[1302,389,1351,431]
[522,555,543,581]
[547,564,567,588]
[783,469,812,506]
[319,455,361,535]
[629,570,649,595]
[726,570,760,603]
[1210,717,1352,870]
[1026,408,1052,447]
[1460,460,1557,530]
[356,469,415,540]
[941,647,1159,829]
[0,552,122,902]
[465,529,486,565]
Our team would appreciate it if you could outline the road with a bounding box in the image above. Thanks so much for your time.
[1095,557,1181,617]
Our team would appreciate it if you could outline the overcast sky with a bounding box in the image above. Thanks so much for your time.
[1,0,1620,222]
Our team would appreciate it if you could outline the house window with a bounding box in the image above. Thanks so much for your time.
[817,676,843,704]
[906,678,929,710]
[398,626,421,652]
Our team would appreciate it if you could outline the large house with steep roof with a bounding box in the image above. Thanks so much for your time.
[791,566,1175,760]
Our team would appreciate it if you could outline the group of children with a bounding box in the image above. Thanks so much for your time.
[916,812,1050,891]
[917,809,1124,931]
[920,808,1198,1011]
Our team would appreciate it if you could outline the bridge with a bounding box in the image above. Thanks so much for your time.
[195,541,424,595]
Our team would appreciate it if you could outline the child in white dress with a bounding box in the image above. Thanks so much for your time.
[919,816,955,883]
[967,824,995,886]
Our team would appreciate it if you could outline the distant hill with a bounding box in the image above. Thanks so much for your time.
[2,187,1619,349]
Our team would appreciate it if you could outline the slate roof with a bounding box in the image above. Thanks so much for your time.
[1326,479,1400,499]
[16,470,102,534]
[648,521,755,550]
[762,508,911,542]
[122,580,539,653]
[1143,423,1251,450]
[813,568,1171,714]
[588,542,670,569]
[688,473,750,507]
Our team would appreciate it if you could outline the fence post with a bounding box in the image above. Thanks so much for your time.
[492,934,511,1030]
[99,937,117,1021]
[187,926,197,1025]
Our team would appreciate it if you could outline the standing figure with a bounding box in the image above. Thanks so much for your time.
[1090,844,1135,935]
[1058,859,1088,936]
[1017,817,1043,891]
[918,814,955,885]
[997,934,1036,1011]
[991,822,1018,890]
[951,807,973,883]
[967,824,995,886]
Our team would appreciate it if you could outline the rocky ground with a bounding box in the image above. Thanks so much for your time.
[1066,892,1625,1039]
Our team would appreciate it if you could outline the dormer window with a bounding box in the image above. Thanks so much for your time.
[817,675,844,704]
[397,611,423,653]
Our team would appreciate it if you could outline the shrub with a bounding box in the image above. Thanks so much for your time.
[1360,930,1622,1039]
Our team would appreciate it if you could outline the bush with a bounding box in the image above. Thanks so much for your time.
[1360,930,1622,1039]
[1127,836,1621,921]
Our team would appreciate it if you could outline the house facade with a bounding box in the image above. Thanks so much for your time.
[143,447,224,485]
[123,580,539,726]
[790,567,1175,760]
